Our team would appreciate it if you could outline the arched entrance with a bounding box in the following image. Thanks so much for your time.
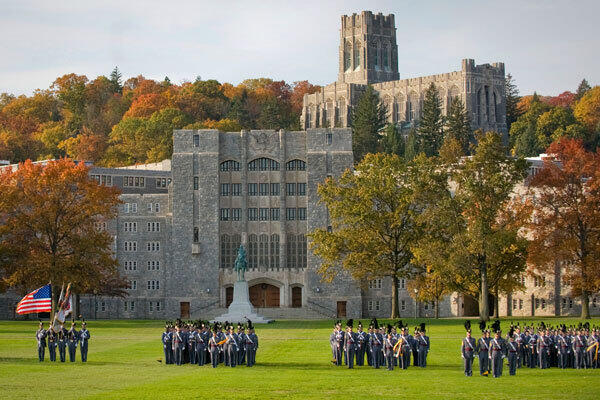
[291,286,302,308]
[249,283,280,308]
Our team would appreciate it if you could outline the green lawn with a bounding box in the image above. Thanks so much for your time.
[0,317,598,399]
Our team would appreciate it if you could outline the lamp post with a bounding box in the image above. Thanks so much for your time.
[413,288,418,319]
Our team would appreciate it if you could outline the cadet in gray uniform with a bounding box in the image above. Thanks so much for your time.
[417,323,430,367]
[162,323,173,364]
[399,327,412,369]
[195,324,206,366]
[537,330,551,369]
[224,325,238,367]
[343,319,357,369]
[369,320,383,369]
[36,322,47,362]
[173,325,184,366]
[67,322,79,362]
[461,321,476,376]
[209,327,221,368]
[245,321,258,367]
[355,322,367,366]
[79,321,90,362]
[506,329,519,376]
[490,330,505,378]
[47,326,57,362]
[573,329,587,369]
[383,325,397,371]
[57,323,67,362]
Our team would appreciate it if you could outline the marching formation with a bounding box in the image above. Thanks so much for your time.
[35,320,90,363]
[461,320,600,378]
[161,319,259,368]
[330,319,429,370]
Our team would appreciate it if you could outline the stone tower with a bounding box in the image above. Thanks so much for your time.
[338,11,400,85]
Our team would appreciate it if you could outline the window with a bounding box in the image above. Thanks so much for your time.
[100,301,106,312]
[298,235,307,268]
[259,183,269,196]
[535,298,540,309]
[569,298,573,309]
[149,301,153,312]
[193,135,199,147]
[297,208,306,220]
[156,301,161,311]
[156,178,167,188]
[94,221,107,232]
[220,208,229,221]
[126,280,137,290]
[297,183,306,196]
[368,300,380,312]
[286,159,306,171]
[270,234,280,268]
[248,183,258,196]
[519,299,523,310]
[369,279,382,289]
[270,208,280,221]
[193,177,199,190]
[193,227,199,243]
[248,158,279,171]
[541,299,546,309]
[231,208,241,221]
[400,279,406,289]
[220,160,240,171]
[147,280,160,290]
[123,176,145,187]
[124,203,138,213]
[286,208,296,221]
[383,44,389,68]
[424,303,429,310]
[248,234,258,268]
[124,222,137,232]
[286,235,297,268]
[401,300,406,311]
[91,174,112,186]
[247,208,258,221]
[562,298,567,309]
[326,133,333,145]
[148,202,161,213]
[124,261,137,271]
[259,208,269,221]
[147,261,160,271]
[124,241,137,252]
[147,222,160,232]
[221,183,230,196]
[270,183,280,196]
[146,242,160,252]
[231,183,241,196]
[286,183,296,196]
[513,299,517,310]
[259,234,268,267]
[353,42,360,70]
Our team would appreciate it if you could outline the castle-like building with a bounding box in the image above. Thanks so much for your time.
[1,11,598,320]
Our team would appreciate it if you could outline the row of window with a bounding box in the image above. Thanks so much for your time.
[367,299,410,312]
[124,203,161,214]
[219,208,307,222]
[123,176,145,188]
[95,301,162,313]
[368,279,406,290]
[91,174,113,186]
[218,159,306,172]
[125,280,161,290]
[219,234,307,269]
[124,221,162,233]
[123,261,161,271]
[123,241,161,252]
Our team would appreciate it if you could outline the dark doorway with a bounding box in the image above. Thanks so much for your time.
[462,294,479,317]
[291,287,302,308]
[337,301,347,318]
[180,302,190,319]
[249,283,280,308]
[225,287,233,307]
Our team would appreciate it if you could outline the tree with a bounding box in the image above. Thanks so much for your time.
[505,74,522,132]
[0,159,127,298]
[524,139,600,319]
[51,74,89,134]
[536,106,585,149]
[404,128,419,161]
[407,268,450,319]
[309,153,447,318]
[380,123,404,157]
[419,132,529,321]
[418,82,444,156]
[444,96,473,155]
[109,67,123,94]
[511,93,550,156]
[573,86,600,132]
[350,85,387,162]
[575,79,591,100]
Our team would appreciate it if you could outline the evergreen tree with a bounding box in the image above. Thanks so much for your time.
[444,96,473,155]
[163,76,172,86]
[350,85,387,163]
[510,93,548,157]
[381,124,404,157]
[109,67,122,94]
[404,128,419,161]
[575,78,591,100]
[227,89,252,129]
[505,73,521,131]
[418,82,444,156]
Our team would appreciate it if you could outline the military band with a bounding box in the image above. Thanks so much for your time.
[161,319,259,368]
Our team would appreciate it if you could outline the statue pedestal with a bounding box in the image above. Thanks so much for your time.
[212,281,272,324]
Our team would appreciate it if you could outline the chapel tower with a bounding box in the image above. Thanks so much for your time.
[338,11,400,85]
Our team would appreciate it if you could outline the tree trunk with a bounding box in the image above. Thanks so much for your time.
[391,275,399,318]
[479,261,489,321]
[75,293,80,318]
[434,299,439,319]
[581,291,590,319]
[493,287,499,319]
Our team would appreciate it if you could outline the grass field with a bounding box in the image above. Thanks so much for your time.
[0,317,598,399]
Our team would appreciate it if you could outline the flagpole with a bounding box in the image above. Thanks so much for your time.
[49,280,54,323]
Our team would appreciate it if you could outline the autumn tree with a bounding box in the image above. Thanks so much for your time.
[575,79,591,100]
[52,74,89,133]
[309,153,448,318]
[573,86,600,137]
[418,82,444,156]
[0,159,127,298]
[505,74,522,131]
[407,268,450,319]
[350,86,387,162]
[524,139,600,319]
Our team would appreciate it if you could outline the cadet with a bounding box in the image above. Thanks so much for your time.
[461,322,476,377]
[343,319,357,369]
[489,330,505,378]
[506,330,519,376]
[57,323,68,362]
[162,323,173,364]
[399,327,412,369]
[47,325,57,362]
[79,321,90,362]
[208,327,221,368]
[514,326,524,368]
[527,330,538,368]
[537,330,550,369]
[224,325,238,367]
[188,325,197,365]
[556,328,570,369]
[573,329,587,369]
[36,322,47,362]
[245,321,259,367]
[331,322,343,366]
[67,321,79,362]
[382,325,397,371]
[195,325,206,366]
[476,327,490,376]
[356,321,367,366]
[369,320,383,369]
[173,325,184,366]
[417,324,430,367]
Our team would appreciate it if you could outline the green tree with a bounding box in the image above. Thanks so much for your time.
[505,74,522,132]
[575,78,591,100]
[444,96,473,155]
[418,82,444,156]
[350,85,387,162]
[511,93,549,156]
[227,89,253,129]
[536,106,585,149]
[404,128,419,161]
[51,74,89,134]
[309,153,448,318]
[380,123,404,157]
[109,67,123,94]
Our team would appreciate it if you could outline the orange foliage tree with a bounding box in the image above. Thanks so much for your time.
[0,159,127,298]
[525,138,600,319]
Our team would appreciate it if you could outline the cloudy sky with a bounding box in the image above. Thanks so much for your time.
[1,0,598,96]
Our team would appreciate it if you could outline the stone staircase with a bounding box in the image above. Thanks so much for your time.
[196,306,326,320]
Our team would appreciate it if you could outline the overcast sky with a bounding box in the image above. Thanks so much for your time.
[1,0,598,96]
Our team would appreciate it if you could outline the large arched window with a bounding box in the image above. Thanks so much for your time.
[248,158,279,171]
[259,234,269,267]
[248,234,258,268]
[344,41,352,71]
[298,234,307,268]
[220,160,240,172]
[220,234,231,269]
[383,43,389,69]
[353,41,361,70]
[286,235,297,268]
[395,93,405,123]
[270,234,280,268]
[286,159,306,171]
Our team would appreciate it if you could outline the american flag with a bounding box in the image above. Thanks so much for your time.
[16,284,52,315]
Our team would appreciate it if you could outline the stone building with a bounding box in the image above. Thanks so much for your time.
[301,11,508,142]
